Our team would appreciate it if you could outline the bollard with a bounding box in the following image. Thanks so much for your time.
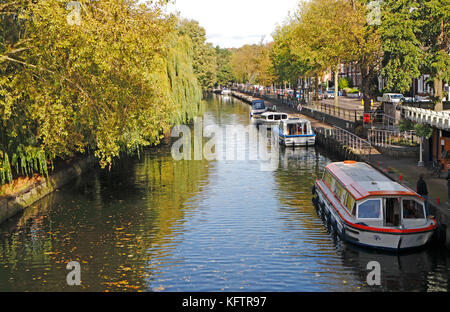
[437,198,440,205]
[388,167,391,173]
[400,175,403,181]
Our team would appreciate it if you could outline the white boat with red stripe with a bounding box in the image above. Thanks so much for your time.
[312,161,438,251]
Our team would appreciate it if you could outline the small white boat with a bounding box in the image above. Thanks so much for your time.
[256,112,288,126]
[222,88,232,95]
[274,118,315,147]
[313,161,438,251]
[250,100,267,118]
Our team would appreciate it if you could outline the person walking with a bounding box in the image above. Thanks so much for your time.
[417,174,429,216]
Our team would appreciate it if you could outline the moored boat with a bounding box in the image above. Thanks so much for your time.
[312,161,438,251]
[256,112,288,126]
[274,118,315,147]
[250,100,267,118]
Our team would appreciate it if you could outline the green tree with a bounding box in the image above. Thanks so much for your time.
[178,19,217,89]
[0,1,204,184]
[380,0,449,110]
[231,43,275,86]
[215,46,234,86]
[291,0,361,106]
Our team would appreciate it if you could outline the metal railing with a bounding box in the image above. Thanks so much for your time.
[368,129,419,148]
[303,102,364,122]
[317,126,372,160]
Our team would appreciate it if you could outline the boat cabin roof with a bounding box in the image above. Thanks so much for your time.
[282,118,310,125]
[251,100,265,104]
[261,112,287,117]
[326,161,420,201]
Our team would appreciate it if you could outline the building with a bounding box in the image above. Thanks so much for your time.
[403,106,450,169]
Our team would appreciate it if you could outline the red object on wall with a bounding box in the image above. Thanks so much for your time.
[363,113,370,123]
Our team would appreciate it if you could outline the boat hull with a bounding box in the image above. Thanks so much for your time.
[280,135,316,147]
[250,109,267,117]
[314,182,435,251]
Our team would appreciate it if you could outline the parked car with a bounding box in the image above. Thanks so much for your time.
[326,90,335,99]
[415,95,431,102]
[403,97,416,103]
[382,93,404,104]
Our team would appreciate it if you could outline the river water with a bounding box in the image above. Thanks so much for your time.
[0,94,448,292]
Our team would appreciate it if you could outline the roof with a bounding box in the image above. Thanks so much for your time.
[326,161,419,200]
[282,118,310,124]
[261,112,287,116]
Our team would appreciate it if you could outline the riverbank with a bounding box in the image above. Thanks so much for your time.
[0,156,96,225]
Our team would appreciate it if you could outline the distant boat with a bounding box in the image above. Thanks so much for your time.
[250,100,267,118]
[313,161,437,251]
[222,88,232,95]
[274,118,315,147]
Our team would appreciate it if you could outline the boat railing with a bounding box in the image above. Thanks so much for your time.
[317,126,372,160]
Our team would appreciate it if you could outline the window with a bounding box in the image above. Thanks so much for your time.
[402,200,425,219]
[324,171,333,187]
[344,193,355,213]
[333,181,344,199]
[357,199,382,219]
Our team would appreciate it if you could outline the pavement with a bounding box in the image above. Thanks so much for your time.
[369,154,450,208]
[260,92,373,110]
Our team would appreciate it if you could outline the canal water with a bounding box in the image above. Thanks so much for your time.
[0,95,448,292]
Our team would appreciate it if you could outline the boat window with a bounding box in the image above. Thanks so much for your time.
[274,115,280,120]
[333,180,344,200]
[268,115,274,120]
[385,198,401,226]
[351,202,357,216]
[402,199,425,219]
[282,115,288,120]
[323,171,333,187]
[287,124,303,135]
[357,199,382,219]
[252,102,265,109]
[344,193,355,213]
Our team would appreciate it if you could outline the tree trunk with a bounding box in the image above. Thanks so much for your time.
[361,66,372,113]
[314,76,319,102]
[334,64,339,107]
[434,78,443,111]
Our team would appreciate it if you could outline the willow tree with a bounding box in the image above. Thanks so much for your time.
[178,19,217,90]
[0,0,203,184]
[164,33,203,125]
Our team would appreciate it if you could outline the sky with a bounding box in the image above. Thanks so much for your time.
[165,0,300,48]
